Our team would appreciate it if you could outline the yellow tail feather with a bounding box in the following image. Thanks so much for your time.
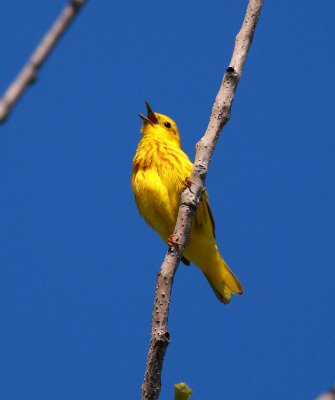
[204,257,243,304]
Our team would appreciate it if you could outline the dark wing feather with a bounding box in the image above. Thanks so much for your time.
[195,190,216,238]
[204,191,216,238]
[181,256,190,266]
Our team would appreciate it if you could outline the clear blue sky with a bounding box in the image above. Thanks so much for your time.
[1,1,334,399]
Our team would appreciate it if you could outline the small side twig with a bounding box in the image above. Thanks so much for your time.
[141,1,263,399]
[0,0,87,124]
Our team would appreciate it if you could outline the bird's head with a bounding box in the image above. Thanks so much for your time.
[138,102,181,147]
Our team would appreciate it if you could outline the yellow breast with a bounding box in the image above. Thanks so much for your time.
[132,137,192,241]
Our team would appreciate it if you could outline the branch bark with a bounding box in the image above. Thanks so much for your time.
[0,0,87,124]
[141,1,263,399]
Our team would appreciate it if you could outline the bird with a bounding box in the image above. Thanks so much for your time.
[131,102,243,303]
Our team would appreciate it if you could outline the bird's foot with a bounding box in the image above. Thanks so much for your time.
[168,234,180,249]
[184,176,192,188]
[184,176,194,192]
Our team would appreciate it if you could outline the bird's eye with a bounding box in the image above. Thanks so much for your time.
[164,122,171,129]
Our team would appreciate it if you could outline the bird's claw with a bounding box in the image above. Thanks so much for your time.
[184,177,192,188]
[184,176,195,193]
[168,234,180,249]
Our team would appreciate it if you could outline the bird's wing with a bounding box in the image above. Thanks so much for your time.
[179,156,216,239]
[195,190,216,239]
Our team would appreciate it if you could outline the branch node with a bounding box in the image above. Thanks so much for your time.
[30,73,38,85]
[181,200,197,214]
[71,0,86,8]
[159,331,171,342]
[195,163,207,178]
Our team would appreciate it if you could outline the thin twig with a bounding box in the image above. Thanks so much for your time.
[141,1,263,399]
[0,0,87,124]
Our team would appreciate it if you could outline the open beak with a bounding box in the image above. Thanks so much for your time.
[138,101,158,125]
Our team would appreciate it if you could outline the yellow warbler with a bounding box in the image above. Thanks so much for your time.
[132,102,243,303]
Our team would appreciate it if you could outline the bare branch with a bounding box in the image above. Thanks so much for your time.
[141,1,263,399]
[0,0,87,124]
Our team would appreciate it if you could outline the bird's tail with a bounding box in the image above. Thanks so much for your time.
[203,255,243,304]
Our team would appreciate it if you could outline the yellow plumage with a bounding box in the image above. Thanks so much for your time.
[132,102,243,303]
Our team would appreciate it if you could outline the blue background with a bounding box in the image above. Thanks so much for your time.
[1,1,334,399]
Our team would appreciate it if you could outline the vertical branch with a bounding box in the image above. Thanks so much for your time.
[0,0,87,124]
[141,1,263,399]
